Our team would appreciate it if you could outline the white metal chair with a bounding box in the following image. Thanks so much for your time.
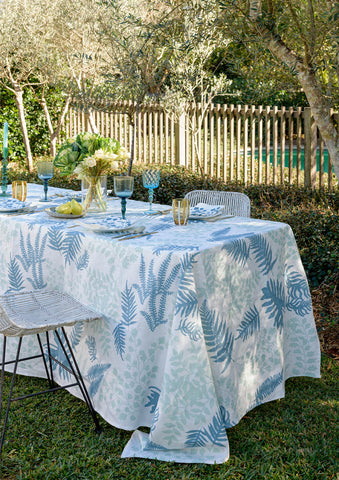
[0,290,103,457]
[184,190,251,217]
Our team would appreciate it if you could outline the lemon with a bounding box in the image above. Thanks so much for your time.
[56,202,72,214]
[70,199,83,215]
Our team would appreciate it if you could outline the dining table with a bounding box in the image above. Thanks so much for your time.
[0,183,321,464]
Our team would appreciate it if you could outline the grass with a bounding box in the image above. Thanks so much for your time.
[1,162,338,479]
[0,357,337,479]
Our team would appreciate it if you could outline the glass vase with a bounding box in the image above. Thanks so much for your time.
[81,175,107,212]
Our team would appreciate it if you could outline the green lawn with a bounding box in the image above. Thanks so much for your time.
[0,356,337,479]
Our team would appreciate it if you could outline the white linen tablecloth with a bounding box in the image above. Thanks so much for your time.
[0,184,321,464]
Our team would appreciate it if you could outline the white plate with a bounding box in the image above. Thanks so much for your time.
[189,204,224,220]
[0,198,27,212]
[45,207,86,219]
[84,216,140,233]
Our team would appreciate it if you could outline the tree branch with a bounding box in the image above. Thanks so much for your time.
[285,0,311,65]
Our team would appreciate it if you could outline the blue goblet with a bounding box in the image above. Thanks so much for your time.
[114,176,134,219]
[142,169,160,214]
[37,161,54,202]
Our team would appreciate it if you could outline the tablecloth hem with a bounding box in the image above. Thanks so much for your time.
[121,430,230,464]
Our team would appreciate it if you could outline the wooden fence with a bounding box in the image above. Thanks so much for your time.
[62,100,338,189]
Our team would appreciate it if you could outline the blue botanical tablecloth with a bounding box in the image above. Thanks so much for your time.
[0,184,321,464]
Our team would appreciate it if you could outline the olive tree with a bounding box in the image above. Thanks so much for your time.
[0,0,109,167]
[216,0,339,181]
[160,3,230,178]
[0,0,48,170]
[96,0,180,173]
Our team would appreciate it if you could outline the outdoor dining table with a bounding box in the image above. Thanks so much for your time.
[0,183,320,464]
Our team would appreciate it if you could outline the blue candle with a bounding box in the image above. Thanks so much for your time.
[3,121,8,160]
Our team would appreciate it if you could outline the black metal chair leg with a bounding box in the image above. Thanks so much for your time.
[0,337,22,457]
[36,333,53,389]
[0,336,7,424]
[56,328,101,433]
[46,331,55,385]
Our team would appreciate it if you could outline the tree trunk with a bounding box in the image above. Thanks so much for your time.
[127,106,138,176]
[40,94,71,157]
[87,109,99,134]
[255,23,339,182]
[14,88,34,172]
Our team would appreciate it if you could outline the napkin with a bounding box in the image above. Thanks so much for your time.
[0,198,27,211]
[189,203,224,218]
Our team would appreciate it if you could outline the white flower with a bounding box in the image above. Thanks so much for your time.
[118,147,130,160]
[84,156,97,167]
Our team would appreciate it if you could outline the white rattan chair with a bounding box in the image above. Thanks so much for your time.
[0,290,103,457]
[184,190,251,217]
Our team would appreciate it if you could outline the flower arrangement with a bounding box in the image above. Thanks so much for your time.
[72,148,129,179]
[54,132,130,176]
[54,132,130,211]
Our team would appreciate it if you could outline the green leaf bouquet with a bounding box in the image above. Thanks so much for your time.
[54,132,129,176]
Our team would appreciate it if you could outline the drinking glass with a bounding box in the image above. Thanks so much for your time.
[142,169,160,214]
[172,198,189,226]
[114,176,134,219]
[37,161,54,202]
[12,181,27,202]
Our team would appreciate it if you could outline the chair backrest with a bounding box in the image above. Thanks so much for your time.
[184,190,251,217]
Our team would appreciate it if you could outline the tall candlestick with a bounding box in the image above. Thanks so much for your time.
[1,121,10,197]
[3,121,8,160]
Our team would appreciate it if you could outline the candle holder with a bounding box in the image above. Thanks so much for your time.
[1,121,10,197]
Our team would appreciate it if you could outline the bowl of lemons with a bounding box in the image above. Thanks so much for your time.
[46,198,85,218]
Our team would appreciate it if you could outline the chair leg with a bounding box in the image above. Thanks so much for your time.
[56,328,101,433]
[36,333,54,390]
[0,337,22,457]
[0,336,7,424]
[45,331,55,385]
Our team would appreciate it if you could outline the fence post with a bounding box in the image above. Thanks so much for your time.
[304,107,317,187]
[175,111,186,166]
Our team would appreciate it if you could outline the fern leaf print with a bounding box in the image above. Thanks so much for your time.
[6,255,24,293]
[236,305,260,341]
[255,371,283,404]
[223,239,250,266]
[76,250,89,271]
[113,323,126,360]
[250,234,277,274]
[145,386,161,414]
[286,269,312,316]
[200,300,234,371]
[85,336,97,362]
[185,406,230,448]
[261,279,286,333]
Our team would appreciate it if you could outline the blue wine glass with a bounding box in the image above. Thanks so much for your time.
[142,169,160,214]
[37,161,54,202]
[114,176,134,219]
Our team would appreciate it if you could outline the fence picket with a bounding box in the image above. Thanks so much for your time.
[61,100,337,189]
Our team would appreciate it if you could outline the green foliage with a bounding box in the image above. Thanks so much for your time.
[54,132,121,175]
[0,84,67,163]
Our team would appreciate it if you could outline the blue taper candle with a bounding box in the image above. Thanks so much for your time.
[1,121,10,196]
[3,121,8,160]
